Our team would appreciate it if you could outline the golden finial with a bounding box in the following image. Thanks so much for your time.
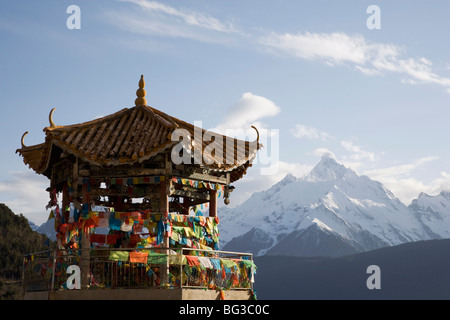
[135,75,147,106]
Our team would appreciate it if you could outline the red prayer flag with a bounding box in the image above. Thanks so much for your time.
[186,255,200,267]
[90,234,106,244]
[129,234,141,247]
[106,234,118,245]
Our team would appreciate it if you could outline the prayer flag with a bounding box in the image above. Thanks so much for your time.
[109,251,129,262]
[198,257,213,269]
[186,255,200,267]
[210,258,221,270]
[169,254,187,265]
[147,252,167,264]
[130,251,148,264]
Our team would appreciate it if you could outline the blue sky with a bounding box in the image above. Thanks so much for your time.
[1,0,450,224]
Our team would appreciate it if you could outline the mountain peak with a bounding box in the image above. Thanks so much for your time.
[219,151,449,258]
[264,173,297,196]
[306,154,350,182]
[281,173,297,184]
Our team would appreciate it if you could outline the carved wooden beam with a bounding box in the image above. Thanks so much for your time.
[172,170,227,184]
[171,188,210,201]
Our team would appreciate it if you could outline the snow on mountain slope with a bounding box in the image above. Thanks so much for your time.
[409,191,450,238]
[30,154,450,257]
[220,154,440,257]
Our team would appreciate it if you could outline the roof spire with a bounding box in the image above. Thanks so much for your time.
[135,75,147,106]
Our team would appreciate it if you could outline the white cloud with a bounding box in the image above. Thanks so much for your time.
[259,31,450,92]
[341,140,376,162]
[437,171,450,192]
[374,177,433,205]
[120,0,241,34]
[213,92,281,133]
[362,156,440,204]
[364,156,438,178]
[260,31,370,65]
[308,148,336,159]
[105,0,244,44]
[0,171,50,225]
[105,4,450,92]
[291,124,334,141]
[306,142,442,205]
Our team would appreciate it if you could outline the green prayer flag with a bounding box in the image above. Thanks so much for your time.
[147,253,167,264]
[241,260,257,270]
[221,259,237,269]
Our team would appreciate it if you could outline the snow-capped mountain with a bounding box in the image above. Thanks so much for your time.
[409,191,450,239]
[30,154,450,256]
[220,154,448,257]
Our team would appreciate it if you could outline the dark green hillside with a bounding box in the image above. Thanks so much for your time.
[0,203,53,279]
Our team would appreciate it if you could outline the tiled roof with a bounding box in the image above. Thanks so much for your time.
[16,75,260,183]
[17,105,260,182]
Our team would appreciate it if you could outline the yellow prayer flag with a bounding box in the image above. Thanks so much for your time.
[184,227,195,238]
[171,232,180,243]
[206,218,213,231]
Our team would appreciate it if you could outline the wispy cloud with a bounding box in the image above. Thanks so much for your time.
[104,0,244,44]
[120,0,241,34]
[341,139,377,162]
[362,156,440,204]
[0,171,50,225]
[364,156,438,178]
[291,124,334,141]
[260,32,371,65]
[259,31,450,93]
[308,148,336,159]
[105,2,450,93]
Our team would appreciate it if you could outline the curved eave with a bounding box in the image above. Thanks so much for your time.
[16,139,257,183]
[16,104,261,184]
[15,142,51,176]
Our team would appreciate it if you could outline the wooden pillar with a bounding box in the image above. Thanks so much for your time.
[114,195,124,212]
[160,178,170,286]
[209,189,217,217]
[160,180,169,215]
[82,180,90,204]
[182,196,190,215]
[80,180,90,289]
[62,182,70,223]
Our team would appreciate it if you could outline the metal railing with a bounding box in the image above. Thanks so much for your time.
[22,248,255,293]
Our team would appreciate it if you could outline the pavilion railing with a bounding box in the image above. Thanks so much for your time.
[22,248,255,293]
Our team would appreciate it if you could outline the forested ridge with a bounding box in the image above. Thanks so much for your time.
[0,203,53,299]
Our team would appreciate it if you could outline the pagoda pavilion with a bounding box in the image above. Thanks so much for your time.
[18,75,260,300]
